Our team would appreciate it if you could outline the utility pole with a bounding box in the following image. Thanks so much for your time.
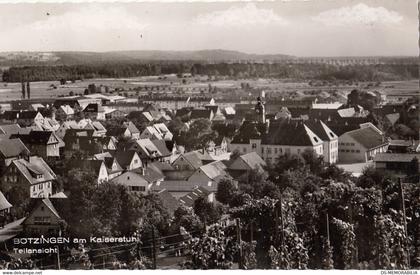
[326,213,330,245]
[56,245,61,270]
[151,227,157,269]
[236,218,243,269]
[399,178,410,267]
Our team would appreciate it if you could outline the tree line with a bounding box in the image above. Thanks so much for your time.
[2,62,418,83]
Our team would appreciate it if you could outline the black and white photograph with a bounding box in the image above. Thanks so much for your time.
[0,0,418,272]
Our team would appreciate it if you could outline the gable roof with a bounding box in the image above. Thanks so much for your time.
[174,151,203,170]
[112,171,149,187]
[305,120,338,141]
[151,180,217,193]
[345,127,387,149]
[374,153,420,163]
[132,139,162,158]
[12,156,57,185]
[236,152,266,170]
[68,159,106,176]
[113,150,139,169]
[132,167,164,183]
[262,120,323,146]
[196,161,227,181]
[11,131,58,145]
[59,105,75,115]
[125,122,140,134]
[0,192,12,211]
[179,186,211,208]
[151,139,171,157]
[0,138,30,159]
[231,121,262,144]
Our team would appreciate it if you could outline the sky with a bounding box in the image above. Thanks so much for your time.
[0,0,418,56]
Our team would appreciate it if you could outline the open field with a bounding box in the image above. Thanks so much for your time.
[0,76,418,103]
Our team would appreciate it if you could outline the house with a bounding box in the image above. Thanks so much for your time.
[55,105,75,121]
[23,198,64,235]
[31,117,60,132]
[128,139,164,163]
[83,120,107,137]
[55,120,79,139]
[151,180,218,199]
[387,140,418,153]
[11,131,60,158]
[68,159,109,184]
[93,152,123,179]
[128,111,154,123]
[151,139,173,163]
[1,156,57,201]
[83,103,106,120]
[338,126,389,163]
[112,171,150,194]
[105,109,127,120]
[190,109,214,121]
[0,124,30,139]
[107,122,140,140]
[0,138,30,171]
[0,191,12,225]
[304,120,339,164]
[230,120,325,165]
[63,129,111,158]
[172,151,205,171]
[1,111,44,127]
[374,153,420,179]
[206,137,228,156]
[140,123,173,141]
[112,150,142,171]
[188,161,228,184]
[228,152,266,174]
[179,186,215,208]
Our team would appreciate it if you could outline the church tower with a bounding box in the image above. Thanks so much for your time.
[254,93,266,124]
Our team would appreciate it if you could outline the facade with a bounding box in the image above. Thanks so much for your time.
[1,156,56,200]
[374,153,420,177]
[338,126,389,163]
[230,120,326,165]
[0,138,30,169]
[23,198,63,235]
[111,171,150,194]
[12,131,60,158]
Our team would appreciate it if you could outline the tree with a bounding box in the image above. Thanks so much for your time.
[216,178,238,205]
[193,197,221,225]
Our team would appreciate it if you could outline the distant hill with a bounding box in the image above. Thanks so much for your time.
[0,50,294,67]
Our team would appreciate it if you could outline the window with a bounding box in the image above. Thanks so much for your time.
[274,148,278,154]
[252,143,257,149]
[261,147,264,154]
[267,148,272,154]
[297,149,301,154]
[243,147,247,153]
[356,150,360,153]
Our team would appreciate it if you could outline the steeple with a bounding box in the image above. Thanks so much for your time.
[254,91,266,123]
